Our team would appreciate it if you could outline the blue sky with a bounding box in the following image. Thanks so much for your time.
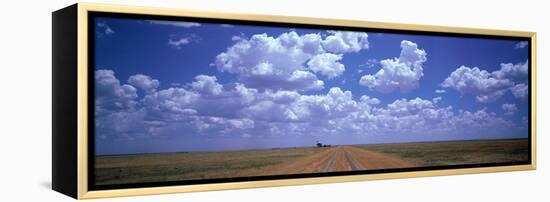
[94,17,529,155]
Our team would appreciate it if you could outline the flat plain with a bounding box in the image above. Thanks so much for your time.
[95,138,529,185]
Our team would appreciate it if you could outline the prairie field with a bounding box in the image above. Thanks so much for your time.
[95,147,326,185]
[354,139,529,166]
[95,138,529,186]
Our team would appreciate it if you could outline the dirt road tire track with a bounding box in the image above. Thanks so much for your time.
[243,146,414,176]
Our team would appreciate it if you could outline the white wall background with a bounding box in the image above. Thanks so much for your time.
[0,0,546,201]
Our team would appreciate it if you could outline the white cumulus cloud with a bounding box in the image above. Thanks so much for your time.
[433,96,443,104]
[95,69,138,112]
[190,75,223,96]
[442,61,528,102]
[359,40,427,93]
[128,74,160,94]
[515,41,528,49]
[510,83,528,99]
[168,37,191,49]
[142,87,200,119]
[435,89,446,94]
[307,53,345,79]
[214,31,325,91]
[214,31,371,91]
[96,22,115,37]
[289,87,360,122]
[96,61,524,142]
[360,95,381,105]
[502,104,518,115]
[492,61,528,82]
[321,31,369,53]
[442,66,513,102]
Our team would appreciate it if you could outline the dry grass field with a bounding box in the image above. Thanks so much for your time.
[95,147,326,185]
[95,138,529,185]
[355,139,529,166]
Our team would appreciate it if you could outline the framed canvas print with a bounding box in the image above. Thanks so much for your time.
[52,3,536,199]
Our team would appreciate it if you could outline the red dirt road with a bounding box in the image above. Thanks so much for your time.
[248,146,414,176]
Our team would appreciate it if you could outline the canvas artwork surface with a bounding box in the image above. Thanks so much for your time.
[92,15,530,188]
